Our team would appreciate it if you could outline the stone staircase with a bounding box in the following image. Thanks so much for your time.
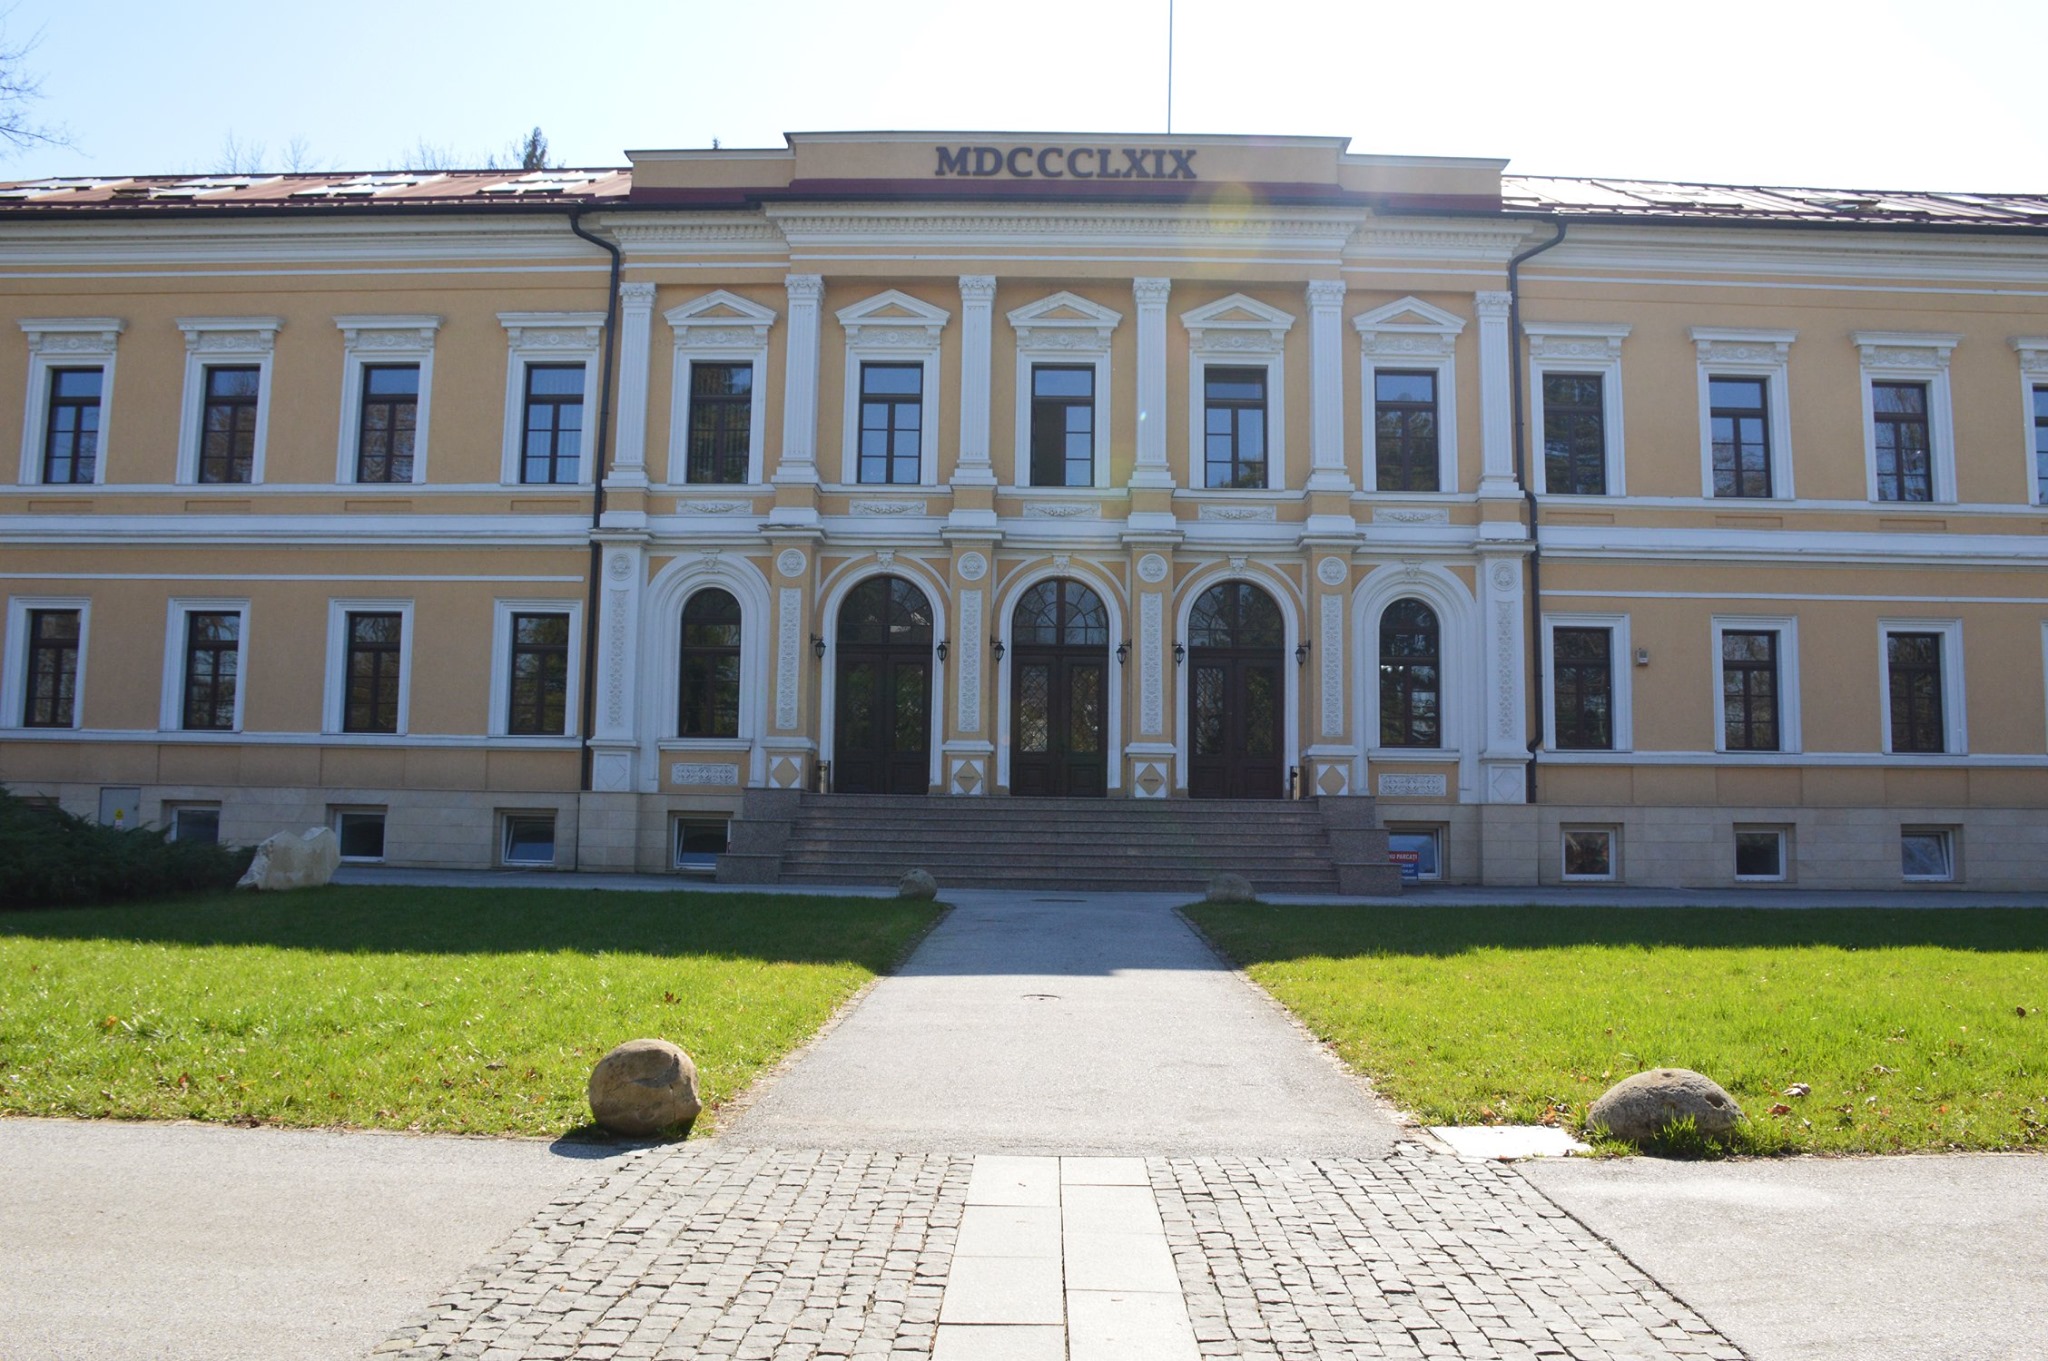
[715,791,1401,895]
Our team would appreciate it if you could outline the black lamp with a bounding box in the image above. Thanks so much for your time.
[1115,640,1130,665]
[1173,641,1186,665]
[1295,640,1312,667]
[810,633,826,660]
[991,638,1005,662]
[936,638,950,662]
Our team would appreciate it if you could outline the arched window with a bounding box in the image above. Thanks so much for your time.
[678,588,741,737]
[1189,581,1284,650]
[836,576,935,647]
[1378,598,1440,748]
[1011,579,1109,648]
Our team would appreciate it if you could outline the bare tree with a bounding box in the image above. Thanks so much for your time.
[280,135,330,173]
[212,131,268,175]
[0,18,66,154]
[491,126,555,173]
[398,138,466,172]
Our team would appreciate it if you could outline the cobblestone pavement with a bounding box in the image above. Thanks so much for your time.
[373,1141,1744,1361]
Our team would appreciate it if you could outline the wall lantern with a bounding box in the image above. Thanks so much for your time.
[1115,640,1131,665]
[1295,640,1313,668]
[810,633,826,660]
[990,638,1006,662]
[1173,641,1186,666]
[936,638,950,663]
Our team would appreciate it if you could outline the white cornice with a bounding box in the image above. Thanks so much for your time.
[762,202,1361,252]
[0,217,606,267]
[1345,223,1534,265]
[1533,224,2048,285]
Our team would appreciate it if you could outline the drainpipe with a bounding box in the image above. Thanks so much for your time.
[567,209,624,810]
[1507,220,1567,804]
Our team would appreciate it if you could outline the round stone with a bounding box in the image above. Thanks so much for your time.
[1205,873,1257,904]
[897,868,938,900]
[587,1038,702,1138]
[1587,1067,1745,1143]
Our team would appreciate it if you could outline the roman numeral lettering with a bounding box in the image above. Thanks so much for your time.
[935,148,971,177]
[1121,149,1151,179]
[1168,149,1197,179]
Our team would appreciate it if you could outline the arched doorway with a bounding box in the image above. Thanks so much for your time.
[1187,581,1285,799]
[834,576,935,794]
[1010,579,1109,797]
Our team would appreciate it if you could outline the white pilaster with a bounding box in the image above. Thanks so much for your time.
[1304,279,1351,494]
[605,282,656,493]
[775,274,824,487]
[955,276,997,488]
[589,540,647,793]
[1475,290,1517,497]
[1130,277,1174,490]
[1478,551,1530,804]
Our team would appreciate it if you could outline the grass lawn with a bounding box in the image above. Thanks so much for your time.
[1186,903,2048,1155]
[0,886,941,1138]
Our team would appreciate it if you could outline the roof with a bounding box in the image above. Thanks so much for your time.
[0,164,2044,231]
[1502,175,2048,227]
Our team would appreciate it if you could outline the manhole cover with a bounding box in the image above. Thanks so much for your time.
[1020,993,1061,1001]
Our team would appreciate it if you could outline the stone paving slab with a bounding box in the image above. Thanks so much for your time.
[373,1141,1746,1361]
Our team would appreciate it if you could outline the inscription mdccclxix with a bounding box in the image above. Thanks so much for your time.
[935,146,1198,181]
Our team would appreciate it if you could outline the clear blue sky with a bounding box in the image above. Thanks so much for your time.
[5,0,2044,190]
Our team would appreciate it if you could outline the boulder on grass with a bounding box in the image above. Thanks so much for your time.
[236,827,341,892]
[1588,1067,1744,1142]
[587,1038,701,1138]
[1206,873,1257,904]
[898,868,938,900]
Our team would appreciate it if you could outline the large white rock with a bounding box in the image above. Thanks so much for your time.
[236,827,342,892]
[1588,1067,1745,1142]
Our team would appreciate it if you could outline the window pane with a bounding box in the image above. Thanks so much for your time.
[861,363,921,396]
[1205,368,1264,400]
[206,366,260,399]
[52,369,102,400]
[1374,371,1434,403]
[1033,366,1092,398]
[1563,830,1613,877]
[336,812,386,859]
[365,364,419,397]
[1735,831,1783,878]
[526,365,583,396]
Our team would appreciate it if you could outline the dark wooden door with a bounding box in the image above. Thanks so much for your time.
[833,576,934,795]
[1009,580,1109,797]
[1186,582,1286,800]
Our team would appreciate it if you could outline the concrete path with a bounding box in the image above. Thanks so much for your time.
[1523,1152,2048,1361]
[723,889,1400,1156]
[0,1118,631,1361]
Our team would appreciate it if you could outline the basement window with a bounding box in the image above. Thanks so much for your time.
[673,818,729,873]
[502,812,558,867]
[1561,826,1617,881]
[333,807,387,862]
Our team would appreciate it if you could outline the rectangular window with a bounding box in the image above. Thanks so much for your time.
[180,611,241,731]
[1709,376,1772,498]
[356,363,420,483]
[1901,826,1955,881]
[507,612,570,736]
[1386,826,1442,883]
[1373,370,1439,492]
[169,805,221,844]
[501,812,557,866]
[1203,366,1268,489]
[1029,365,1095,487]
[198,365,260,483]
[1886,631,1945,753]
[343,611,402,734]
[1720,629,1779,751]
[1873,380,1933,502]
[42,368,103,484]
[520,363,584,483]
[857,363,923,484]
[1562,827,1616,881]
[673,817,729,872]
[1551,626,1613,750]
[2034,386,2048,505]
[1542,372,1606,495]
[334,808,386,861]
[1735,828,1787,881]
[23,608,81,727]
[686,361,753,484]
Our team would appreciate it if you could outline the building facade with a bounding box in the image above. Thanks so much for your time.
[2,133,2045,888]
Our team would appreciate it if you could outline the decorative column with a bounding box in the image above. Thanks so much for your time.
[775,275,824,488]
[1474,290,1518,498]
[1130,277,1174,490]
[1304,280,1351,494]
[955,276,997,488]
[1477,551,1530,804]
[1124,545,1177,797]
[762,543,817,791]
[605,282,656,493]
